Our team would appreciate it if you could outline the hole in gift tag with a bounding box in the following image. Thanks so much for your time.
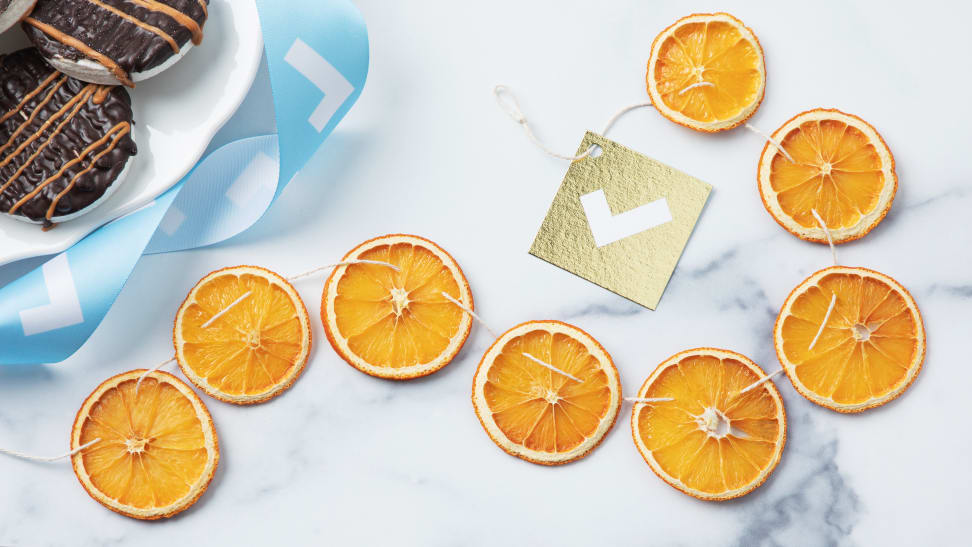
[588,144,603,158]
[530,133,711,310]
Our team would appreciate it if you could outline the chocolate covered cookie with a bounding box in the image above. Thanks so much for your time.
[0,0,36,35]
[0,48,136,226]
[23,0,209,87]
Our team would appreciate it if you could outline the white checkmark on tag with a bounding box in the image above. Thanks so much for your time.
[580,189,673,247]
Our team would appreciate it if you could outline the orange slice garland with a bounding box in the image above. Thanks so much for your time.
[321,234,474,380]
[71,370,219,520]
[174,265,312,404]
[472,320,622,465]
[775,266,925,412]
[647,12,766,132]
[631,348,785,501]
[758,108,897,243]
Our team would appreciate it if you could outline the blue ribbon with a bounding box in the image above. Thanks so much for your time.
[0,0,369,364]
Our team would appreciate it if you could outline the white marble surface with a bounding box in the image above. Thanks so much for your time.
[1,1,970,545]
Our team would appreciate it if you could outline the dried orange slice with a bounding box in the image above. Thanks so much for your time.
[322,234,473,380]
[174,265,312,404]
[646,13,765,132]
[758,109,897,243]
[71,370,218,520]
[472,320,622,465]
[774,266,925,412]
[631,348,785,501]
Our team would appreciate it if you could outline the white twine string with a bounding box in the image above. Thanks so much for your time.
[493,85,653,161]
[521,352,583,383]
[288,260,400,282]
[494,85,585,161]
[2,258,406,465]
[736,368,785,396]
[808,294,837,351]
[673,75,795,164]
[0,437,100,463]
[132,260,398,396]
[437,290,582,383]
[495,83,797,170]
[135,357,177,395]
[201,291,251,328]
[625,396,674,404]
[811,208,839,266]
[678,81,714,95]
[600,100,655,136]
[440,291,497,339]
[745,122,795,163]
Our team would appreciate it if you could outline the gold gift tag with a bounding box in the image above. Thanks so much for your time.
[530,132,711,309]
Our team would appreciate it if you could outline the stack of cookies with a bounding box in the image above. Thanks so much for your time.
[0,0,210,227]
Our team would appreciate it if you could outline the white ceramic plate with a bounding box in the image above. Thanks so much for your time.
[0,0,263,266]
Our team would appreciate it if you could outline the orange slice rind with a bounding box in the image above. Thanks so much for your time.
[646,12,765,132]
[758,108,897,243]
[774,266,925,412]
[322,234,474,380]
[71,370,219,520]
[472,320,622,465]
[631,348,786,501]
[174,265,312,404]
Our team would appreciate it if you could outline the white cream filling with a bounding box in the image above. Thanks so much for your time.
[45,41,192,86]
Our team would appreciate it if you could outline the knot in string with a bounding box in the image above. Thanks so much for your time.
[493,85,527,125]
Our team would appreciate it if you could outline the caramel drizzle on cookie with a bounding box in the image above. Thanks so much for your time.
[85,0,181,53]
[0,84,96,194]
[25,1,207,88]
[0,72,63,125]
[128,0,206,45]
[0,76,68,158]
[0,82,132,220]
[45,126,130,219]
[23,17,135,87]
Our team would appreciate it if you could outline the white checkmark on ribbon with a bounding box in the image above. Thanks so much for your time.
[580,189,673,247]
[284,38,354,133]
[19,254,84,336]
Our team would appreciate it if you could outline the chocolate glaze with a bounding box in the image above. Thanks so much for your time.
[23,0,209,86]
[0,48,136,226]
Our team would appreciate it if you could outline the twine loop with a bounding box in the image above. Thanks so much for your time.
[493,85,653,162]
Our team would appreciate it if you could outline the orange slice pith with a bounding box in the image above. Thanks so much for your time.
[646,13,765,132]
[775,266,925,412]
[758,109,897,243]
[174,265,312,404]
[71,370,219,520]
[322,234,473,380]
[631,348,785,501]
[472,320,622,465]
